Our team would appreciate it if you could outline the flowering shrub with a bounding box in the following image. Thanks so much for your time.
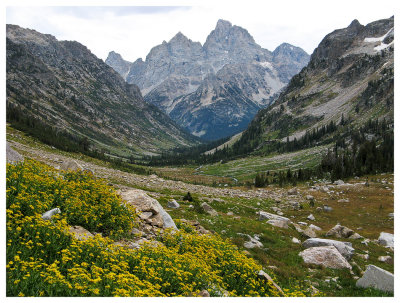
[6,160,308,297]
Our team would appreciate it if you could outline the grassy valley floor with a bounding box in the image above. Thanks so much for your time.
[6,126,394,296]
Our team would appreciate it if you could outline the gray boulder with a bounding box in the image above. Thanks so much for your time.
[41,208,61,220]
[356,265,394,293]
[307,214,315,221]
[326,224,354,238]
[167,199,180,209]
[257,211,291,223]
[299,246,352,269]
[267,219,290,229]
[323,205,333,212]
[287,188,298,195]
[377,232,394,248]
[120,189,177,229]
[302,238,354,260]
[201,202,218,216]
[6,142,24,164]
[243,235,263,249]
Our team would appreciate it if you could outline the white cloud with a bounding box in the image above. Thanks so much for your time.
[5,0,396,62]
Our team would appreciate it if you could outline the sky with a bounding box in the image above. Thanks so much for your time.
[5,0,397,63]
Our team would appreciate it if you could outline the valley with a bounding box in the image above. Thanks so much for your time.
[6,126,394,296]
[5,13,394,298]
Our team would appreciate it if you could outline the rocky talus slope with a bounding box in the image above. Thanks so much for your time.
[6,24,198,157]
[236,16,394,148]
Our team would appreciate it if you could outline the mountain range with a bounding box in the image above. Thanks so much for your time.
[6,24,198,158]
[106,19,310,140]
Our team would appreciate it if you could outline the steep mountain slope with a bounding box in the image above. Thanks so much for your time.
[234,16,394,153]
[106,20,309,140]
[6,24,198,158]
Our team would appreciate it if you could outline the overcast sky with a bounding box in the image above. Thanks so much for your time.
[5,0,397,62]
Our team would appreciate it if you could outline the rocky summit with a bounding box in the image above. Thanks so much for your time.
[106,19,309,140]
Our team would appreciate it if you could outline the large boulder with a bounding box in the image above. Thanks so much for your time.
[120,189,177,230]
[257,211,291,223]
[302,238,354,260]
[377,232,394,248]
[356,265,394,293]
[201,202,218,216]
[326,224,354,238]
[299,246,352,269]
[6,142,24,164]
[60,160,83,171]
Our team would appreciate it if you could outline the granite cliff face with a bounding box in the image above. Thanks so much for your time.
[106,19,309,140]
[6,25,198,157]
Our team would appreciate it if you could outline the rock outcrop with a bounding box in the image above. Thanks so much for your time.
[299,246,352,269]
[302,238,354,260]
[119,189,177,230]
[356,265,394,293]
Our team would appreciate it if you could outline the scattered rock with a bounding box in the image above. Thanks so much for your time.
[326,224,354,238]
[298,222,308,226]
[309,224,322,231]
[338,199,349,203]
[334,180,345,185]
[201,202,218,216]
[301,227,317,238]
[267,219,290,229]
[306,195,315,201]
[307,214,315,221]
[302,238,354,260]
[377,232,394,248]
[299,246,352,269]
[198,290,210,297]
[227,211,234,216]
[69,226,94,240]
[60,160,83,171]
[320,186,330,193]
[378,256,393,264]
[323,205,333,212]
[288,188,298,195]
[257,211,291,223]
[316,207,323,212]
[348,233,363,240]
[41,208,61,220]
[356,265,394,293]
[289,201,300,210]
[167,200,180,209]
[6,142,24,164]
[292,237,301,244]
[243,235,263,249]
[356,253,369,260]
[258,270,285,296]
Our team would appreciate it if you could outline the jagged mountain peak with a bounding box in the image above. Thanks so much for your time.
[169,31,190,43]
[348,19,362,29]
[215,19,232,30]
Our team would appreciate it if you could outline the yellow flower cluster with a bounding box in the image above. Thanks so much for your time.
[6,160,309,297]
